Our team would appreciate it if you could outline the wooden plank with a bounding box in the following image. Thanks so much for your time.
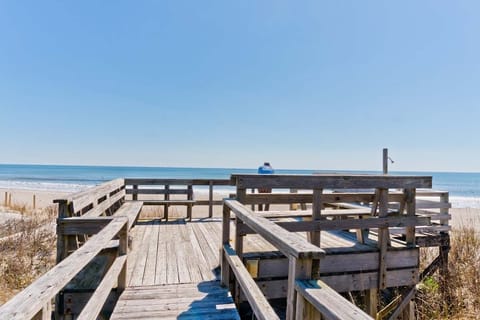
[187,223,214,281]
[166,222,179,284]
[155,222,167,285]
[83,188,126,217]
[223,245,279,320]
[130,222,154,286]
[176,223,193,283]
[113,201,143,230]
[377,189,389,290]
[0,217,128,320]
[54,179,125,214]
[125,178,232,186]
[238,216,430,235]
[244,192,405,205]
[127,223,147,284]
[142,220,160,285]
[286,257,313,320]
[126,188,191,195]
[225,200,325,260]
[77,256,127,320]
[295,279,372,320]
[232,174,432,190]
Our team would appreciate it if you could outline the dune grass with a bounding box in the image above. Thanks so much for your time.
[416,226,480,319]
[0,203,57,305]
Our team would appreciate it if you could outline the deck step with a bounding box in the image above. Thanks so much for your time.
[111,281,240,319]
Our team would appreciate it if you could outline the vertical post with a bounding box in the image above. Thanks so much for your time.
[221,203,231,287]
[118,219,128,293]
[4,192,7,206]
[164,185,169,221]
[383,148,388,174]
[310,188,323,247]
[378,188,389,290]
[187,185,193,221]
[33,194,36,210]
[209,181,213,218]
[405,188,416,246]
[8,193,12,206]
[286,256,313,320]
[132,185,138,201]
[439,192,450,306]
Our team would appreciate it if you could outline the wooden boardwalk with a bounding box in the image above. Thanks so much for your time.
[111,281,239,319]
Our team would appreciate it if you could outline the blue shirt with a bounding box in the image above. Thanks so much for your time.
[258,165,274,174]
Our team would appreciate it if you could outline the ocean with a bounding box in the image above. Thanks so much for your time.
[0,164,479,208]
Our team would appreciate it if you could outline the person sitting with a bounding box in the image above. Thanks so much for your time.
[257,162,274,211]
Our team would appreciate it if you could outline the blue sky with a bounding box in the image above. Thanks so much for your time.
[1,1,479,171]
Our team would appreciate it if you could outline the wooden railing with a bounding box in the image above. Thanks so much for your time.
[0,217,129,320]
[222,200,376,320]
[125,178,232,220]
[227,174,440,319]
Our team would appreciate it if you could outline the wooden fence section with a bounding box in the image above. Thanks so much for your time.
[125,178,232,220]
[227,174,447,320]
[0,217,129,320]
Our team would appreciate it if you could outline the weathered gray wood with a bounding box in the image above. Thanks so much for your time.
[209,181,214,218]
[232,174,432,189]
[310,188,323,247]
[76,255,127,320]
[127,188,192,195]
[58,217,113,235]
[237,216,430,235]
[221,205,231,287]
[405,188,416,245]
[125,178,232,186]
[378,188,389,290]
[286,257,314,320]
[223,245,279,320]
[54,178,125,215]
[0,217,128,320]
[113,201,143,230]
[295,279,372,320]
[225,200,325,259]
[111,281,240,319]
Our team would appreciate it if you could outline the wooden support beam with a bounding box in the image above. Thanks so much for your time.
[286,256,314,320]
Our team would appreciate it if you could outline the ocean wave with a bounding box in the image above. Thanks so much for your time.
[0,180,94,193]
[450,196,480,209]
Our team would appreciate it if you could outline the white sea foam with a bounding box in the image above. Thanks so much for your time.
[450,196,480,209]
[0,180,93,193]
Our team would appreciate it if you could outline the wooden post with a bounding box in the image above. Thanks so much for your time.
[208,181,213,218]
[8,193,12,207]
[33,194,36,210]
[221,204,231,287]
[164,185,169,221]
[310,188,323,247]
[378,188,389,290]
[383,148,388,174]
[405,188,416,246]
[187,185,193,221]
[132,185,138,201]
[286,256,313,320]
[118,219,128,293]
[4,192,7,206]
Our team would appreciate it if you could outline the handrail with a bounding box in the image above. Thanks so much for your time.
[125,178,232,185]
[0,217,128,320]
[223,245,280,320]
[295,280,372,320]
[231,174,432,189]
[225,200,325,259]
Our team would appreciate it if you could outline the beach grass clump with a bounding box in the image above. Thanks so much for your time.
[0,205,57,305]
[416,226,480,319]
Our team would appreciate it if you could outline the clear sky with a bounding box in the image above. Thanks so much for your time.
[1,1,479,172]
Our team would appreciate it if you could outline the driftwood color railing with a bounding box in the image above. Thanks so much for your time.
[0,216,129,320]
[223,174,442,319]
[125,178,232,220]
